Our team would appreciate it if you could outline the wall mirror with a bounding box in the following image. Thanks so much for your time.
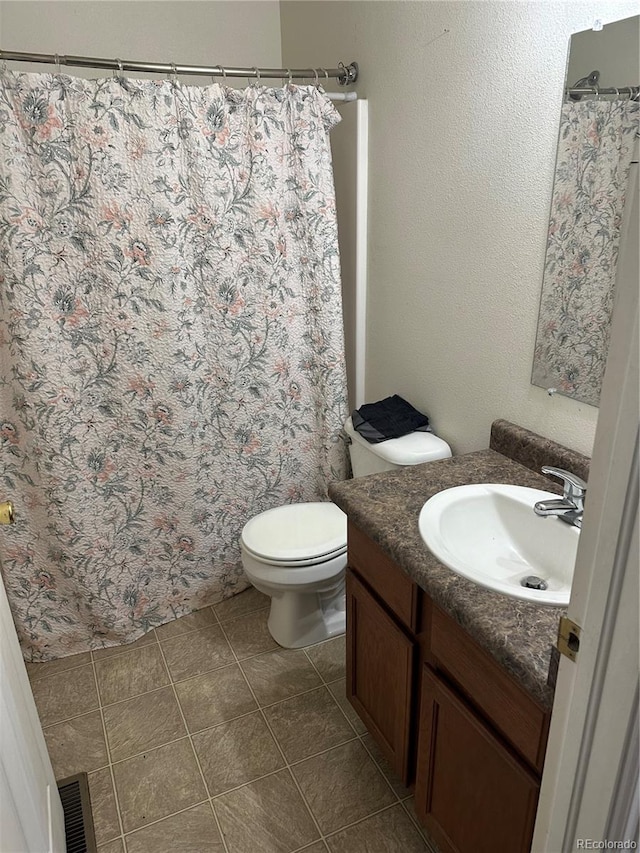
[531,15,639,407]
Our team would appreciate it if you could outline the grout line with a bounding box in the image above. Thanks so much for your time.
[323,800,416,842]
[89,650,127,852]
[91,632,159,664]
[119,797,211,839]
[400,798,441,852]
[359,734,410,803]
[215,617,327,847]
[155,634,231,853]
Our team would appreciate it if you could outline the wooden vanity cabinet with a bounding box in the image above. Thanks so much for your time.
[415,667,540,853]
[345,521,550,853]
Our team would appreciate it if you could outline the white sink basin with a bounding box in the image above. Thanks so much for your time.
[418,484,579,606]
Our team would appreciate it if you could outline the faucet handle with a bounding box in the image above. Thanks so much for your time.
[541,466,587,506]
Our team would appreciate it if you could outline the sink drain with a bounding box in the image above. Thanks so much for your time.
[521,575,548,591]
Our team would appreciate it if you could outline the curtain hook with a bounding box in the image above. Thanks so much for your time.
[170,62,178,85]
[593,83,600,101]
[54,53,61,75]
[287,68,293,86]
[313,68,319,88]
[253,66,261,86]
[113,57,123,79]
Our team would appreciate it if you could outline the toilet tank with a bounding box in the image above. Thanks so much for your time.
[344,416,452,478]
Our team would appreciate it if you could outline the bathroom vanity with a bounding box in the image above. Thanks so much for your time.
[329,420,589,853]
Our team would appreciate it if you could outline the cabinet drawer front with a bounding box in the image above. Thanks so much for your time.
[429,605,549,772]
[348,521,418,631]
[346,569,414,784]
[415,666,539,853]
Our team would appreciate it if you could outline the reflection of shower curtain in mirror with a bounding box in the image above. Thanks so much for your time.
[532,98,639,406]
[0,71,349,660]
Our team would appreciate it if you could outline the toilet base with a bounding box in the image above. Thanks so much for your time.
[266,583,346,648]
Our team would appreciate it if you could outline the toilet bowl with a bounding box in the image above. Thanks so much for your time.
[240,502,348,648]
[240,417,452,648]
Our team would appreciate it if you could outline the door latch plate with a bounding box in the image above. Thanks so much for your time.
[557,615,581,662]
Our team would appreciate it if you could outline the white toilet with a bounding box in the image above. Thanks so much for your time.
[240,416,452,648]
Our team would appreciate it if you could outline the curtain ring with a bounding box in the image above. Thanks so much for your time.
[114,57,123,79]
[320,68,329,82]
[253,66,261,85]
[220,66,227,81]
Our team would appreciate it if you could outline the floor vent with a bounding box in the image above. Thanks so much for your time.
[57,773,98,853]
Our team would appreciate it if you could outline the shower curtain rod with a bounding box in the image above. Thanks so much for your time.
[0,49,359,86]
[566,85,639,99]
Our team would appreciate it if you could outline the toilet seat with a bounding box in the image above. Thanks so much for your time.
[240,502,347,567]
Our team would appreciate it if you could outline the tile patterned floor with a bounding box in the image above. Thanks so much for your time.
[27,587,440,853]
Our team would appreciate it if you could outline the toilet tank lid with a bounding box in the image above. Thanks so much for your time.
[241,502,347,562]
[344,417,452,465]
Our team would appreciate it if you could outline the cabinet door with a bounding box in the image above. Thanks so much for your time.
[346,569,414,783]
[415,666,539,853]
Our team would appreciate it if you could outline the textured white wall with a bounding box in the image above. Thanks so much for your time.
[0,1,282,83]
[281,1,639,456]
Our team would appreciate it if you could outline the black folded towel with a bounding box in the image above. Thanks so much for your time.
[351,395,431,443]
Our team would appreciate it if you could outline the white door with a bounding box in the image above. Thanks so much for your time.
[532,154,639,850]
[0,504,66,853]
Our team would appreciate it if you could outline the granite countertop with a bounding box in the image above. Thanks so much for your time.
[328,421,590,710]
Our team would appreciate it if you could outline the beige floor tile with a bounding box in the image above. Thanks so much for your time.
[175,664,257,732]
[31,663,98,726]
[192,712,284,796]
[97,839,124,853]
[213,586,270,623]
[44,711,108,778]
[103,687,186,762]
[125,802,224,853]
[264,687,355,763]
[95,644,169,706]
[88,768,120,846]
[327,679,367,735]
[160,625,235,681]
[92,631,157,661]
[299,844,329,853]
[326,804,429,852]
[292,740,395,835]
[222,609,279,660]
[155,607,218,639]
[241,648,322,706]
[26,651,92,682]
[361,733,411,799]
[305,637,345,683]
[214,769,319,853]
[112,738,206,833]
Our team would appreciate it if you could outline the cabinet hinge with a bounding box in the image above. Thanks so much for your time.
[557,616,581,662]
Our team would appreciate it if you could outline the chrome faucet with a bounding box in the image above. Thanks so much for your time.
[533,466,587,529]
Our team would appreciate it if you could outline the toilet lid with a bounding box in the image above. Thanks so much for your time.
[241,502,347,563]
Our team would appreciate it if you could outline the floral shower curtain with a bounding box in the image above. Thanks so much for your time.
[0,70,349,660]
[532,97,639,405]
